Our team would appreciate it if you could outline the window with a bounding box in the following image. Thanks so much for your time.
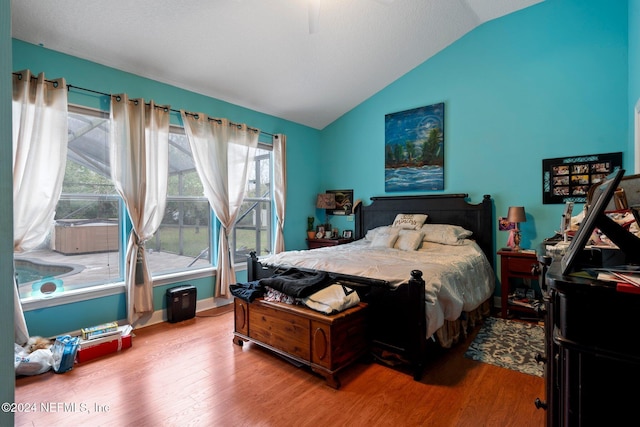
[15,106,123,299]
[231,144,273,263]
[15,104,274,301]
[148,127,213,275]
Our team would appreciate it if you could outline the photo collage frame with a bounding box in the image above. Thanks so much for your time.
[542,152,622,204]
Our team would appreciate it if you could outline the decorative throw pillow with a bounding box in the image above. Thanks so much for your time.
[420,223,473,245]
[391,213,428,230]
[365,225,398,241]
[370,231,399,248]
[394,229,424,251]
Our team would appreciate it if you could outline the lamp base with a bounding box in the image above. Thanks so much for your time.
[513,230,522,251]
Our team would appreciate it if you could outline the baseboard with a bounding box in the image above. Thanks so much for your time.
[60,296,234,337]
[133,296,233,329]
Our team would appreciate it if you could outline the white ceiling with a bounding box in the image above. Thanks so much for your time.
[11,0,542,130]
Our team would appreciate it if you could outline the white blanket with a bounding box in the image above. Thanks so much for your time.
[259,239,495,338]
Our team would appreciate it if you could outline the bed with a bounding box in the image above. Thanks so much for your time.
[244,193,496,380]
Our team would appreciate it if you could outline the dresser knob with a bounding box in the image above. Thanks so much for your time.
[534,398,548,410]
[531,263,541,275]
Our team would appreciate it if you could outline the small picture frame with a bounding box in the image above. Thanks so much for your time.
[342,230,353,239]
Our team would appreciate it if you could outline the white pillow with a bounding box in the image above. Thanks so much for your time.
[365,225,398,241]
[391,214,428,230]
[370,231,399,248]
[420,223,473,245]
[394,229,424,251]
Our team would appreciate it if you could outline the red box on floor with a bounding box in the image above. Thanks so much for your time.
[76,334,132,363]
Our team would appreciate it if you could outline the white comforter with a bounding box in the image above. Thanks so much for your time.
[259,239,496,338]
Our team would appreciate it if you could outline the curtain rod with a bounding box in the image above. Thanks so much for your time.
[12,71,276,138]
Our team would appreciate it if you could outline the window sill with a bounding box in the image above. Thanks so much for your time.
[21,267,220,311]
[21,281,126,311]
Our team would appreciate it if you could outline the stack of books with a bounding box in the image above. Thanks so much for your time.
[77,324,133,363]
[80,321,120,340]
[594,265,640,294]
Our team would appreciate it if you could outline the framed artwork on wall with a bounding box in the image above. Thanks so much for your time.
[542,152,622,204]
[384,102,444,192]
[325,189,354,216]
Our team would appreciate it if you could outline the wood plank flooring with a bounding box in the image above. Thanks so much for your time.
[15,306,545,427]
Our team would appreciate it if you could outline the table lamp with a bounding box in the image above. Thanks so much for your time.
[316,193,336,230]
[507,206,526,251]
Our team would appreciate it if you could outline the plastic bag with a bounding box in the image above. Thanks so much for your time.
[15,344,54,376]
[51,335,80,373]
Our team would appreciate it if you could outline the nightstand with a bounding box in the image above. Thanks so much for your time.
[498,249,541,318]
[306,238,353,250]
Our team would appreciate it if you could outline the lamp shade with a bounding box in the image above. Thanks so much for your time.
[316,193,336,209]
[507,206,526,223]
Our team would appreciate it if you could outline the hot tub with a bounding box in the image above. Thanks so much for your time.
[53,219,119,254]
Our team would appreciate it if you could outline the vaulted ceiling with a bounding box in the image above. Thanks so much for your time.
[11,0,543,129]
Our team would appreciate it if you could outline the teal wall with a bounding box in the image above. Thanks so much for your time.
[4,0,640,348]
[23,276,221,338]
[630,0,640,159]
[323,0,630,258]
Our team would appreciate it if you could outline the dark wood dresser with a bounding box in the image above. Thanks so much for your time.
[537,255,640,426]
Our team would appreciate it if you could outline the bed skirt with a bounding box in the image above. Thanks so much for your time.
[435,299,492,349]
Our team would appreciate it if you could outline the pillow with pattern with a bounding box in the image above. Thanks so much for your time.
[391,213,428,230]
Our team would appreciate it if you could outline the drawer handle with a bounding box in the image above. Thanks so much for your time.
[531,264,540,275]
[534,398,547,410]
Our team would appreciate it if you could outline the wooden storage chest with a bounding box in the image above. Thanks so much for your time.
[233,297,368,388]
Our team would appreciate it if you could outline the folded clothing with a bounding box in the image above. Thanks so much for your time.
[303,283,360,315]
[229,280,264,302]
[259,268,333,298]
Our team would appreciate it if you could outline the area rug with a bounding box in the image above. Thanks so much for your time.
[464,317,545,377]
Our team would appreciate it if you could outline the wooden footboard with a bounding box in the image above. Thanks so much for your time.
[366,270,427,380]
[247,252,428,380]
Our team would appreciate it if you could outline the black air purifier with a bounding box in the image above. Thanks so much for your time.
[166,285,197,323]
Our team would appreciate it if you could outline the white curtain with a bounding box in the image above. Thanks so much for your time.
[12,70,68,344]
[181,112,258,297]
[273,134,287,253]
[635,98,640,174]
[110,94,169,325]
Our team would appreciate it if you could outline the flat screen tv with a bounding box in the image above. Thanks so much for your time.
[561,168,628,275]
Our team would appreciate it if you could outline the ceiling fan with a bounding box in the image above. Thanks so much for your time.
[308,0,394,34]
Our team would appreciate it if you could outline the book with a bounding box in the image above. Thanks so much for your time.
[81,321,119,340]
[595,266,640,288]
[616,282,640,294]
[79,325,132,347]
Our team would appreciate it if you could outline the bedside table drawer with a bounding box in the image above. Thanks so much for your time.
[506,257,537,275]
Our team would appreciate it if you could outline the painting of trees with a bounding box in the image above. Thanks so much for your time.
[384,103,444,191]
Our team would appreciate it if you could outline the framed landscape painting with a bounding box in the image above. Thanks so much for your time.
[385,102,444,192]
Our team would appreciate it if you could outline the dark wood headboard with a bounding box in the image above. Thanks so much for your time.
[354,194,494,267]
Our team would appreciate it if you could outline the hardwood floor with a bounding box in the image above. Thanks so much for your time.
[15,306,545,427]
